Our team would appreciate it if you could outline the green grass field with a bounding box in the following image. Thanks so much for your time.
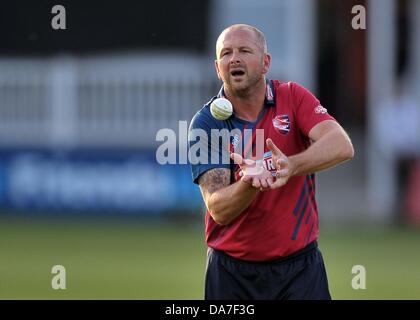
[0,216,419,299]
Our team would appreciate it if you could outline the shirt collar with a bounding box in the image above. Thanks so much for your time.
[216,79,276,107]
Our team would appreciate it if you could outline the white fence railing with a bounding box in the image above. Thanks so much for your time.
[0,54,219,148]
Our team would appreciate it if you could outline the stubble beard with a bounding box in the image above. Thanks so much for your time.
[225,72,263,99]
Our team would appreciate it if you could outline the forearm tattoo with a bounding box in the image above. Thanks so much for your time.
[198,168,230,199]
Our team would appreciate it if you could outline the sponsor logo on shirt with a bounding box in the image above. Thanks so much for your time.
[272,114,291,134]
[229,133,241,153]
[261,151,276,175]
[314,105,328,114]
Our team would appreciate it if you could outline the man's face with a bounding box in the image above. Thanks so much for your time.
[215,28,270,95]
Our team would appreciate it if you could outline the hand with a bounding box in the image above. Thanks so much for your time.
[266,138,294,189]
[230,153,274,190]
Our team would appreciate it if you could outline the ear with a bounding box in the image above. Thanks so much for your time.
[214,59,222,80]
[262,53,271,75]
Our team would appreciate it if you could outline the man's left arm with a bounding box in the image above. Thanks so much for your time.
[267,120,354,188]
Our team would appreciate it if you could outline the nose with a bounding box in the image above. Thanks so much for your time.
[230,50,242,65]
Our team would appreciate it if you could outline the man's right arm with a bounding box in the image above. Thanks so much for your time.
[198,168,260,225]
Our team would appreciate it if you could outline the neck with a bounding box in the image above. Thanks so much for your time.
[224,78,267,122]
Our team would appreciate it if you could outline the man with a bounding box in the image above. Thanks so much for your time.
[188,24,354,300]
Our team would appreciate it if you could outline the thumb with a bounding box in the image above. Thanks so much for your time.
[230,153,244,165]
[266,138,283,156]
[231,153,255,167]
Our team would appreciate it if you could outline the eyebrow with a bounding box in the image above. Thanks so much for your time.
[219,46,254,55]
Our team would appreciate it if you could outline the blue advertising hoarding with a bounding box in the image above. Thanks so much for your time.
[0,149,203,215]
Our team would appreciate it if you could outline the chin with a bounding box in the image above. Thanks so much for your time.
[230,80,250,92]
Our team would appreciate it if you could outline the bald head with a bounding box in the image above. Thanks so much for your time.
[216,24,268,59]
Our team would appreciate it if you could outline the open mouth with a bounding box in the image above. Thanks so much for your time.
[230,70,245,77]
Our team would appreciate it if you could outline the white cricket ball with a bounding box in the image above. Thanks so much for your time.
[210,98,233,120]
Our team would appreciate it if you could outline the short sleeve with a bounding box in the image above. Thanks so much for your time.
[290,82,336,137]
[188,109,231,184]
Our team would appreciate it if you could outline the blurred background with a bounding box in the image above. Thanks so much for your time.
[0,0,419,299]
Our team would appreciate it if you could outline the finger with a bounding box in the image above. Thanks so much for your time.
[276,158,288,170]
[266,138,284,156]
[276,169,289,178]
[231,153,256,168]
[241,175,252,184]
[244,158,255,166]
[270,179,285,189]
[230,153,244,165]
[252,177,261,189]
[243,165,264,177]
[266,177,274,188]
[260,177,268,189]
